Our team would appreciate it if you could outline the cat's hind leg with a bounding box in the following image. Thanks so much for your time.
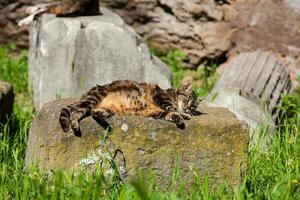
[70,108,89,132]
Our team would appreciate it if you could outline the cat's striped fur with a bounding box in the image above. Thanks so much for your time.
[59,80,201,136]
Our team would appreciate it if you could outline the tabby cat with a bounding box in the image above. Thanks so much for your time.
[18,0,100,26]
[59,80,201,136]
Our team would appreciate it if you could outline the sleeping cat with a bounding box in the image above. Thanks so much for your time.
[18,0,100,27]
[59,80,201,136]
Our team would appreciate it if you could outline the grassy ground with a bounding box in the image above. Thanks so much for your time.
[0,46,299,199]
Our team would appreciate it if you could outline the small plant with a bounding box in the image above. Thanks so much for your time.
[159,50,187,89]
[279,77,300,121]
[153,49,218,96]
[193,63,218,97]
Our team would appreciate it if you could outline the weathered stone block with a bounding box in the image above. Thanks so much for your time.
[0,80,14,124]
[209,51,292,132]
[26,100,249,189]
[29,8,172,110]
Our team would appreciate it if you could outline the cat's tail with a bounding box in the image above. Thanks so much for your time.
[59,85,107,133]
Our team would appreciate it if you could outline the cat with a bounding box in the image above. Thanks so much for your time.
[59,80,201,136]
[18,0,100,27]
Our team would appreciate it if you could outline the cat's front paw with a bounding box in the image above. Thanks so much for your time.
[165,112,184,125]
[180,112,192,120]
[92,108,114,120]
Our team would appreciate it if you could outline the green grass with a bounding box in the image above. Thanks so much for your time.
[0,44,32,109]
[0,46,299,199]
[156,50,217,97]
[159,50,187,89]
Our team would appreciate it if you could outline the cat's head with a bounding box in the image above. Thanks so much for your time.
[176,83,200,115]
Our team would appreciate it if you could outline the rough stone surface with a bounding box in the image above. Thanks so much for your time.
[2,0,300,79]
[0,1,27,47]
[285,0,300,12]
[0,0,49,48]
[29,8,172,110]
[209,51,292,131]
[101,0,235,67]
[26,99,249,189]
[0,80,14,124]
[205,88,274,142]
[2,0,300,88]
[228,0,300,84]
[0,0,235,67]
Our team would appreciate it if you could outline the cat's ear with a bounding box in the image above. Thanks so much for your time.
[180,83,192,92]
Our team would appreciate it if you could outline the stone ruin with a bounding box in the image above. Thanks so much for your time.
[0,0,294,190]
[25,7,250,190]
